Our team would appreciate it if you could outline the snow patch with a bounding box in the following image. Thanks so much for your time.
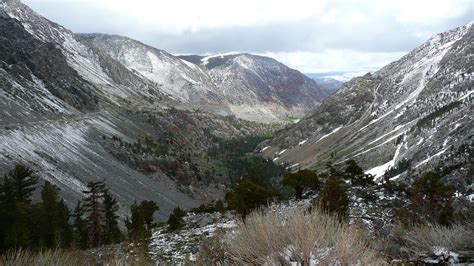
[316,126,342,143]
[298,139,308,146]
[200,52,240,66]
[365,143,402,180]
[415,148,448,168]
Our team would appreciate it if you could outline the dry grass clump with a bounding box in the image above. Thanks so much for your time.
[200,207,386,265]
[0,247,154,266]
[392,221,474,259]
[0,248,86,266]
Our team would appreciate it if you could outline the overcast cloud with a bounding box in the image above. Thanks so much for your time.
[24,0,473,76]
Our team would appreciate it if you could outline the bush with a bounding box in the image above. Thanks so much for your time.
[282,169,320,199]
[199,208,385,264]
[397,171,455,226]
[316,176,349,221]
[388,222,474,262]
[167,207,186,232]
[225,179,277,218]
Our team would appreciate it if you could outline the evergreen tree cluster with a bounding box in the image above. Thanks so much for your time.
[225,179,278,218]
[167,207,187,232]
[282,169,320,199]
[72,181,122,249]
[125,200,159,245]
[0,165,72,251]
[396,171,455,226]
[0,164,160,253]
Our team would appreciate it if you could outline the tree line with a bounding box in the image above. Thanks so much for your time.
[0,164,161,253]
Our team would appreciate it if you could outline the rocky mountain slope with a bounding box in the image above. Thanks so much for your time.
[0,0,280,220]
[180,53,329,120]
[77,33,329,122]
[77,34,223,104]
[262,22,473,187]
[310,77,343,94]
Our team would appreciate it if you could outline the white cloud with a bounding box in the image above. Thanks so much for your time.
[261,50,407,73]
[23,0,473,73]
[67,0,327,33]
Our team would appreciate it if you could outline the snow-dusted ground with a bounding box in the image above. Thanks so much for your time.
[149,212,237,263]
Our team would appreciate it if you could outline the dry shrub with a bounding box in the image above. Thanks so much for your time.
[0,247,153,266]
[201,207,386,265]
[224,211,288,264]
[196,232,228,265]
[393,221,474,259]
[0,248,86,266]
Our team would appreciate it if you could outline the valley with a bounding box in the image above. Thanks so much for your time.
[0,0,472,264]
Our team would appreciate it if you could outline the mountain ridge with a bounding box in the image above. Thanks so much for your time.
[77,33,329,121]
[261,21,473,185]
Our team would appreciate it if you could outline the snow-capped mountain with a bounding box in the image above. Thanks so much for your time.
[77,33,223,103]
[181,53,328,108]
[262,22,473,184]
[0,0,168,112]
[78,33,329,121]
[0,0,308,219]
[1,0,328,123]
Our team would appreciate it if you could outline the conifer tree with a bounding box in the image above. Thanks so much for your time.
[282,169,320,199]
[38,181,73,248]
[83,181,107,248]
[0,165,39,250]
[317,176,349,221]
[398,171,455,225]
[225,179,277,217]
[103,189,122,244]
[72,201,88,249]
[125,200,159,245]
[344,160,375,186]
[167,207,186,232]
[6,164,38,203]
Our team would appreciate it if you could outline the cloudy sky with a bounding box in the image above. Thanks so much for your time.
[24,0,473,79]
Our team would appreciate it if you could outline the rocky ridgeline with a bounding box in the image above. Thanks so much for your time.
[262,22,473,186]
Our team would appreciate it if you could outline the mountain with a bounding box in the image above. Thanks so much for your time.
[76,33,223,103]
[180,53,329,120]
[0,0,289,219]
[306,75,343,94]
[261,22,473,185]
[76,34,329,122]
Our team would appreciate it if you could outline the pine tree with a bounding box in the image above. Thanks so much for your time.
[125,200,159,245]
[398,171,455,225]
[38,181,73,248]
[6,164,38,203]
[225,179,277,217]
[83,181,107,248]
[167,207,186,232]
[316,176,349,221]
[0,165,39,250]
[72,201,88,249]
[103,190,122,244]
[282,169,320,199]
[344,160,375,186]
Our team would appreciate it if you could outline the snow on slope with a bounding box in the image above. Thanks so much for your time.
[262,22,474,179]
